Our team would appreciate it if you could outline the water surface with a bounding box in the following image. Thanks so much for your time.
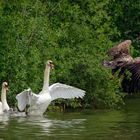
[0,98,140,140]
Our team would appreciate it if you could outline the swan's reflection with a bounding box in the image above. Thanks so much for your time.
[0,111,26,129]
[0,114,10,129]
[0,115,9,121]
[15,115,86,135]
[0,112,86,138]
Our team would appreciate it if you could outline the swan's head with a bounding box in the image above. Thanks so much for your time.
[47,60,54,69]
[2,82,9,91]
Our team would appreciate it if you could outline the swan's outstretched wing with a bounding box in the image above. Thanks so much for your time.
[16,89,38,111]
[16,89,29,111]
[49,83,85,101]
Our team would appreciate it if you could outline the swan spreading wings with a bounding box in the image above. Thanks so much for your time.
[103,40,140,94]
[16,60,85,116]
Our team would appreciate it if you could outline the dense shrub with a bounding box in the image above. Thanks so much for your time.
[0,0,139,109]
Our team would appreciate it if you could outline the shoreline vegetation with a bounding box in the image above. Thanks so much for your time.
[0,0,139,110]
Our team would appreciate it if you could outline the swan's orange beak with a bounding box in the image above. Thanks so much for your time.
[50,63,54,69]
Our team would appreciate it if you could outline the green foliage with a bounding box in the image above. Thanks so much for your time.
[0,0,138,109]
[107,0,140,55]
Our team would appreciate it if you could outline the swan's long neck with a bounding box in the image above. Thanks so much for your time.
[43,65,50,91]
[1,88,9,111]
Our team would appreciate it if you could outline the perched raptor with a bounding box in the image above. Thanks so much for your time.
[103,40,140,94]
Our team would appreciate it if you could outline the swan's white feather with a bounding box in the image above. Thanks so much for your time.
[16,89,40,111]
[49,83,85,101]
[28,91,39,106]
[16,89,30,111]
[16,89,51,115]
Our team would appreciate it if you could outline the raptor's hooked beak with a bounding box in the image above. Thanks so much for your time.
[102,60,116,69]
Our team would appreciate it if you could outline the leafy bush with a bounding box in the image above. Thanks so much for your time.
[0,0,138,109]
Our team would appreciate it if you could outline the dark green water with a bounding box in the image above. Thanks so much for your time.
[0,98,140,140]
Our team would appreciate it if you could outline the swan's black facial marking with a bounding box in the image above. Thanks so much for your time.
[47,60,54,69]
[49,61,53,64]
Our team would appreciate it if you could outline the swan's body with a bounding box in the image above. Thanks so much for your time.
[0,82,10,115]
[0,102,2,114]
[16,61,85,116]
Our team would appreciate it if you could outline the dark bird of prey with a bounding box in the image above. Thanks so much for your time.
[103,40,140,94]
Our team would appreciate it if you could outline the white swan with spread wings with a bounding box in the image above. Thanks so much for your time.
[16,60,85,116]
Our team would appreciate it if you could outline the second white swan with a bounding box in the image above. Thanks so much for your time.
[0,82,10,115]
[16,60,85,116]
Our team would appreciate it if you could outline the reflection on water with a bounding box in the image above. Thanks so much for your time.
[0,113,86,140]
[0,98,140,140]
